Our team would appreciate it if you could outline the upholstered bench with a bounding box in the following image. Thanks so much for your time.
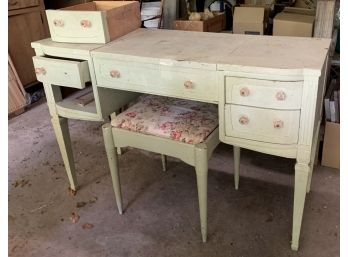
[102,94,220,242]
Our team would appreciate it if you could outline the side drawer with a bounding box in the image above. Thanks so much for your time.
[94,58,218,102]
[225,77,303,109]
[225,104,300,144]
[32,56,91,89]
[46,10,108,44]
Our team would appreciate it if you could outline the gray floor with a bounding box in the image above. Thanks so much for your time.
[9,100,339,257]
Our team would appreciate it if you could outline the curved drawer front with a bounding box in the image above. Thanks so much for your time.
[225,104,300,144]
[226,77,303,109]
[94,58,218,102]
[32,56,90,89]
[46,10,107,43]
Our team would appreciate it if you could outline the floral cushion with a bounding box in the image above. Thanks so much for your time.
[111,95,218,145]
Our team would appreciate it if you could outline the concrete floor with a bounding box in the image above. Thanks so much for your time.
[9,100,339,257]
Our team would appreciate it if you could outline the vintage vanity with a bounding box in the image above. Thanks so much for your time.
[32,28,330,250]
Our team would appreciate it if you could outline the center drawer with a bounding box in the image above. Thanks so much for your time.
[225,77,303,109]
[94,58,218,102]
[225,104,300,144]
[32,56,91,89]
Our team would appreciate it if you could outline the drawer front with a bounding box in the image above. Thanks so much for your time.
[8,0,39,11]
[225,104,300,144]
[46,10,108,43]
[94,58,218,102]
[225,77,303,109]
[33,56,90,89]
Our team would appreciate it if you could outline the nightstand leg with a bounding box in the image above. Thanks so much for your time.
[233,146,240,190]
[51,116,78,192]
[291,162,310,251]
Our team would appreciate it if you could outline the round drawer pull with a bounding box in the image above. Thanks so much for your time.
[239,115,249,125]
[53,19,64,27]
[240,87,250,97]
[35,67,46,75]
[110,70,121,78]
[80,19,92,28]
[184,80,194,89]
[276,91,286,101]
[273,120,284,129]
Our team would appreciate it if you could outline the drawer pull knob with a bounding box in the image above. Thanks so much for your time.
[53,19,64,27]
[35,67,46,75]
[276,91,286,101]
[110,70,120,78]
[184,80,194,89]
[239,115,249,125]
[274,120,284,129]
[240,87,250,97]
[80,19,92,28]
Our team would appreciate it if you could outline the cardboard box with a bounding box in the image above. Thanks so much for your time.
[233,7,265,35]
[273,8,315,37]
[173,12,225,32]
[321,122,340,169]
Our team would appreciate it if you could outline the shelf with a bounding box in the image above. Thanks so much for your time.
[55,87,102,121]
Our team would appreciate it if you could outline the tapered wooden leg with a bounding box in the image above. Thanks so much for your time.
[233,146,240,190]
[102,123,123,215]
[161,154,167,172]
[51,116,78,192]
[195,145,208,243]
[291,162,310,251]
[307,134,319,193]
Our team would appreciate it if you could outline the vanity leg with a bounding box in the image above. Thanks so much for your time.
[51,116,78,192]
[161,154,167,172]
[233,146,240,190]
[306,135,319,193]
[103,124,123,215]
[195,145,208,243]
[291,162,310,251]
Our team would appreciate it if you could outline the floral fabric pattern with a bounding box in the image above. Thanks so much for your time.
[111,95,218,145]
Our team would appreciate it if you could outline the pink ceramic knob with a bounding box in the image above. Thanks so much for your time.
[80,19,92,28]
[273,120,284,129]
[240,87,250,97]
[184,80,194,89]
[110,70,120,78]
[239,115,249,125]
[276,91,286,101]
[53,19,64,27]
[35,67,46,75]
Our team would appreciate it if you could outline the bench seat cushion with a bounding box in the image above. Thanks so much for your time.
[111,95,218,144]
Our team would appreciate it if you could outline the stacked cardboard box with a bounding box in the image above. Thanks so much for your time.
[273,7,316,37]
[233,0,274,35]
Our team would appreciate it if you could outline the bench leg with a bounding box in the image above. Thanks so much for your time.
[195,145,208,243]
[161,154,167,172]
[51,116,78,192]
[233,146,240,190]
[102,123,123,215]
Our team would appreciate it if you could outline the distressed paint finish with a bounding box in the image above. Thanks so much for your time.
[32,29,330,250]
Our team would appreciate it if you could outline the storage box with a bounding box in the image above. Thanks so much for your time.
[173,12,225,32]
[233,7,265,35]
[46,1,141,44]
[273,8,315,37]
[321,122,340,169]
